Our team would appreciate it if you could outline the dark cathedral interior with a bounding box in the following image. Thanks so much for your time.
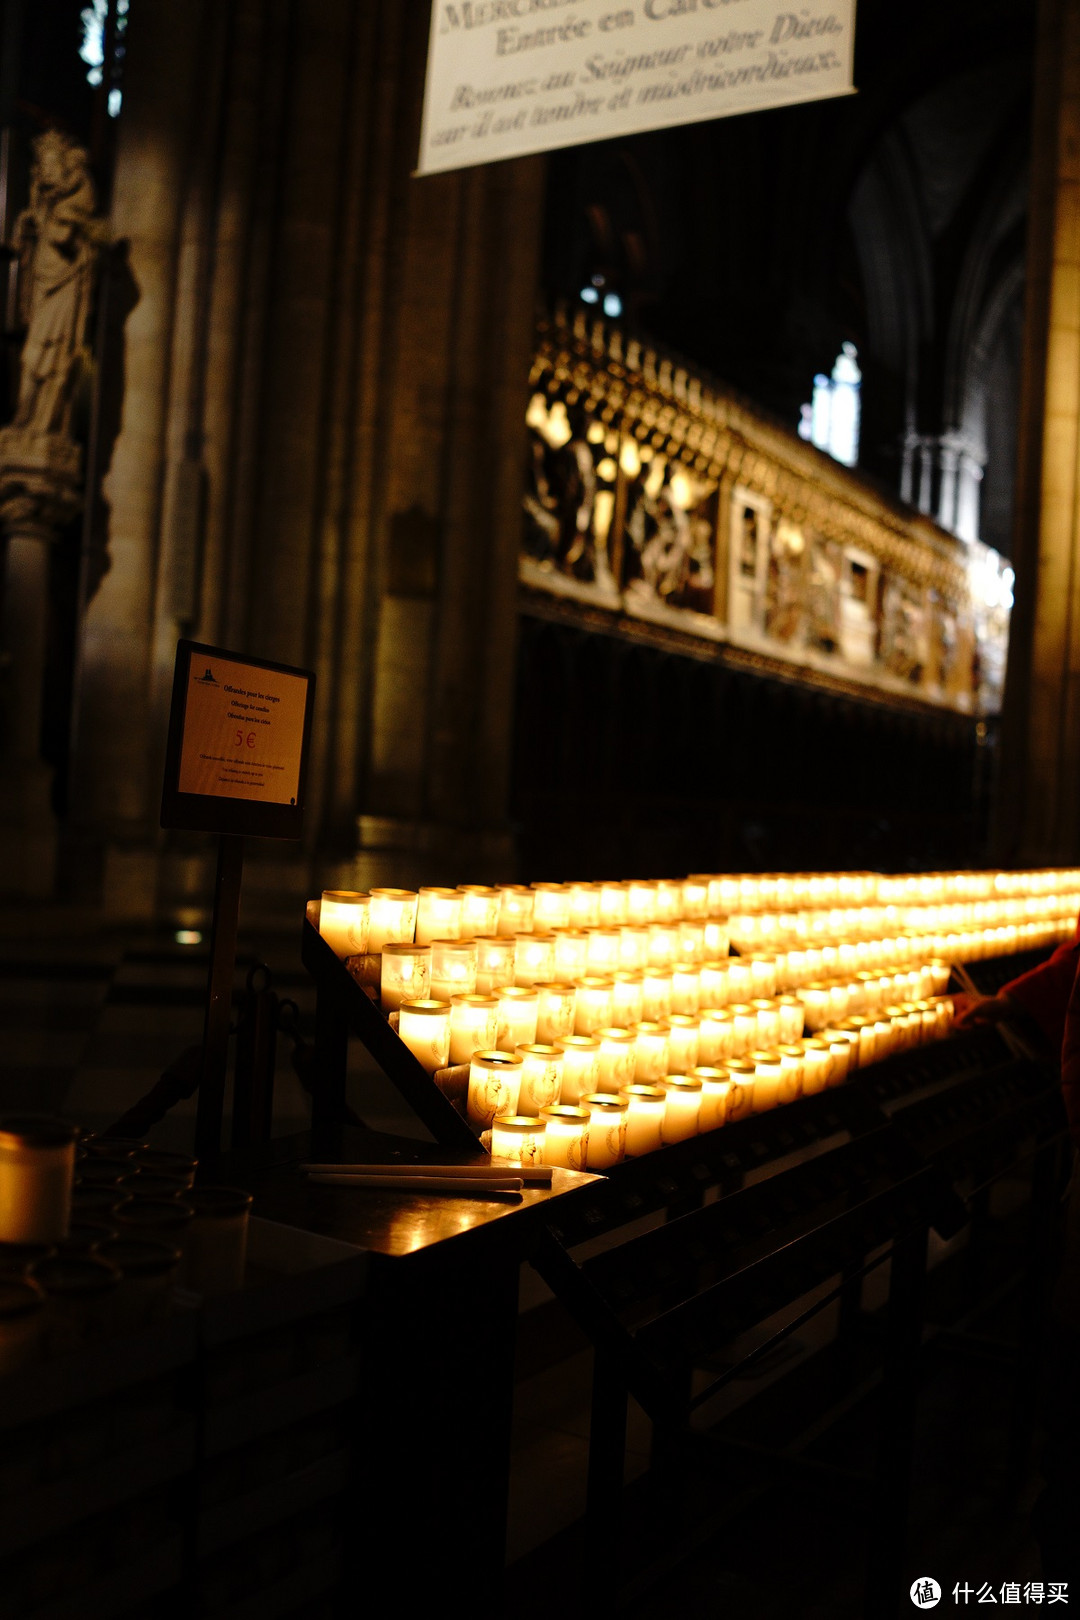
[0,1,1079,1617]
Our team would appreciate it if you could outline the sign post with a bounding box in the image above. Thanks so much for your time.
[161,640,315,1175]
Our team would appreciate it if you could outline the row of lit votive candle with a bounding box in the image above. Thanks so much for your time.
[483,998,956,1170]
[703,871,1080,913]
[726,921,1071,977]
[727,906,1078,953]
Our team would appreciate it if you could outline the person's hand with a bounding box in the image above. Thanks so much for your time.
[954,992,1017,1028]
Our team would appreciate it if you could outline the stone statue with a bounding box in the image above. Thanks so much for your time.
[10,130,102,438]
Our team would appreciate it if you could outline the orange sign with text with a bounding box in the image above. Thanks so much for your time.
[177,653,309,806]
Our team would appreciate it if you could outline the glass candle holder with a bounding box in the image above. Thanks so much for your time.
[467,1051,523,1127]
[531,883,571,932]
[491,1114,546,1167]
[627,882,658,925]
[751,1050,784,1112]
[617,1084,667,1156]
[553,929,589,984]
[727,959,752,1001]
[666,1015,700,1074]
[595,1027,637,1093]
[656,880,683,922]
[496,987,539,1052]
[646,924,678,970]
[582,1094,628,1169]
[380,944,432,1012]
[598,882,629,926]
[475,936,517,995]
[823,1027,857,1078]
[829,982,853,1023]
[703,918,730,958]
[671,963,701,1015]
[457,886,501,940]
[398,1000,451,1073]
[752,999,781,1049]
[612,972,644,1029]
[632,1021,670,1082]
[416,887,463,946]
[539,1105,590,1170]
[692,1067,732,1132]
[585,929,622,975]
[369,888,418,952]
[777,1046,804,1104]
[844,1016,875,1067]
[497,886,535,936]
[568,883,601,929]
[618,926,649,971]
[449,994,499,1066]
[801,1039,833,1094]
[749,956,778,998]
[0,1117,78,1244]
[678,920,706,964]
[661,1076,703,1144]
[575,977,614,1035]
[797,984,830,1032]
[537,982,577,1044]
[515,932,557,987]
[698,1009,735,1065]
[777,996,805,1045]
[642,969,672,1022]
[871,1016,893,1060]
[515,1044,565,1114]
[682,879,709,919]
[430,939,478,1001]
[728,1003,757,1056]
[555,1035,601,1103]
[319,890,370,959]
[699,961,732,1006]
[726,1060,757,1122]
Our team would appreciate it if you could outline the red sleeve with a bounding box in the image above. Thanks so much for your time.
[1000,937,1080,1055]
[1059,954,1080,1136]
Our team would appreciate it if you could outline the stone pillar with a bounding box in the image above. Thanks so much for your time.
[994,0,1080,861]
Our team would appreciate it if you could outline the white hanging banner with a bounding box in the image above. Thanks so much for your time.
[418,0,856,175]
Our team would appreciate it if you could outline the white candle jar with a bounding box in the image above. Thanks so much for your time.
[751,1051,783,1112]
[491,1114,546,1167]
[698,1009,735,1065]
[582,1094,628,1168]
[555,1036,601,1103]
[568,883,601,929]
[496,987,539,1052]
[749,957,778,998]
[618,927,649,971]
[430,939,478,1001]
[515,1044,565,1114]
[632,1022,670,1083]
[642,970,672,1022]
[398,1000,452,1073]
[457,886,501,940]
[575,977,614,1035]
[671,964,701,1015]
[699,961,732,1006]
[319,890,370,959]
[726,1062,757,1121]
[531,883,572,931]
[595,1028,637,1093]
[678,920,706,963]
[552,929,589,983]
[661,1076,703,1144]
[497,886,535,936]
[682,879,709,919]
[618,1085,666,1156]
[585,929,622,975]
[778,1046,804,1104]
[727,960,753,1001]
[647,924,679,969]
[666,1015,700,1074]
[655,880,683,922]
[703,918,730,958]
[728,1003,757,1056]
[0,1117,78,1244]
[536,982,577,1044]
[801,1039,833,1094]
[752,1000,781,1049]
[627,882,658,925]
[692,1067,732,1132]
[416,887,463,946]
[612,972,645,1029]
[380,943,431,1012]
[369,888,418,953]
[467,1050,523,1127]
[598,882,629,926]
[475,937,516,995]
[514,932,557,987]
[539,1105,590,1170]
[448,994,499,1066]
[777,996,805,1045]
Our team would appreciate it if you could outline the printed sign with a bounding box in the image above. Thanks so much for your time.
[418,0,856,175]
[161,641,315,838]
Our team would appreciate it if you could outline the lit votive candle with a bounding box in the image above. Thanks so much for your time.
[514,932,557,987]
[823,1027,857,1078]
[726,1060,757,1121]
[468,1050,523,1127]
[751,1050,784,1112]
[537,982,577,1044]
[380,943,432,1011]
[457,886,501,940]
[647,923,679,969]
[475,936,516,995]
[845,1017,875,1067]
[398,1000,451,1074]
[678,920,706,963]
[632,1021,670,1082]
[661,1075,703,1143]
[496,987,539,1051]
[553,929,589,983]
[619,1084,667,1156]
[749,956,778,998]
[703,918,730,958]
[575,977,615,1035]
[692,1067,732,1132]
[682,878,709,919]
[556,1035,601,1103]
[627,881,658,925]
[611,972,644,1029]
[515,1044,564,1114]
[729,1003,757,1056]
[618,926,649,971]
[666,1014,700,1074]
[369,888,418,952]
[752,999,781,1049]
[698,1008,735,1065]
[777,995,805,1045]
[0,1116,78,1243]
[642,969,672,1022]
[598,882,629,926]
[491,1115,546,1166]
[671,963,701,1015]
[531,883,571,931]
[595,1027,637,1093]
[727,959,752,1001]
[582,1094,628,1168]
[656,879,684,922]
[568,883,601,929]
[801,1039,833,1094]
[319,890,370,959]
[872,1016,893,1060]
[540,1105,590,1169]
[448,994,499,1065]
[585,929,622,975]
[497,886,535,936]
[430,939,478,1001]
[416,887,463,946]
[778,1046,804,1104]
[699,961,732,1006]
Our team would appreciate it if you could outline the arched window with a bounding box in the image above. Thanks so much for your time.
[798,343,861,468]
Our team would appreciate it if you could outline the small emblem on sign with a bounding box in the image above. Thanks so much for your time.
[196,667,218,684]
